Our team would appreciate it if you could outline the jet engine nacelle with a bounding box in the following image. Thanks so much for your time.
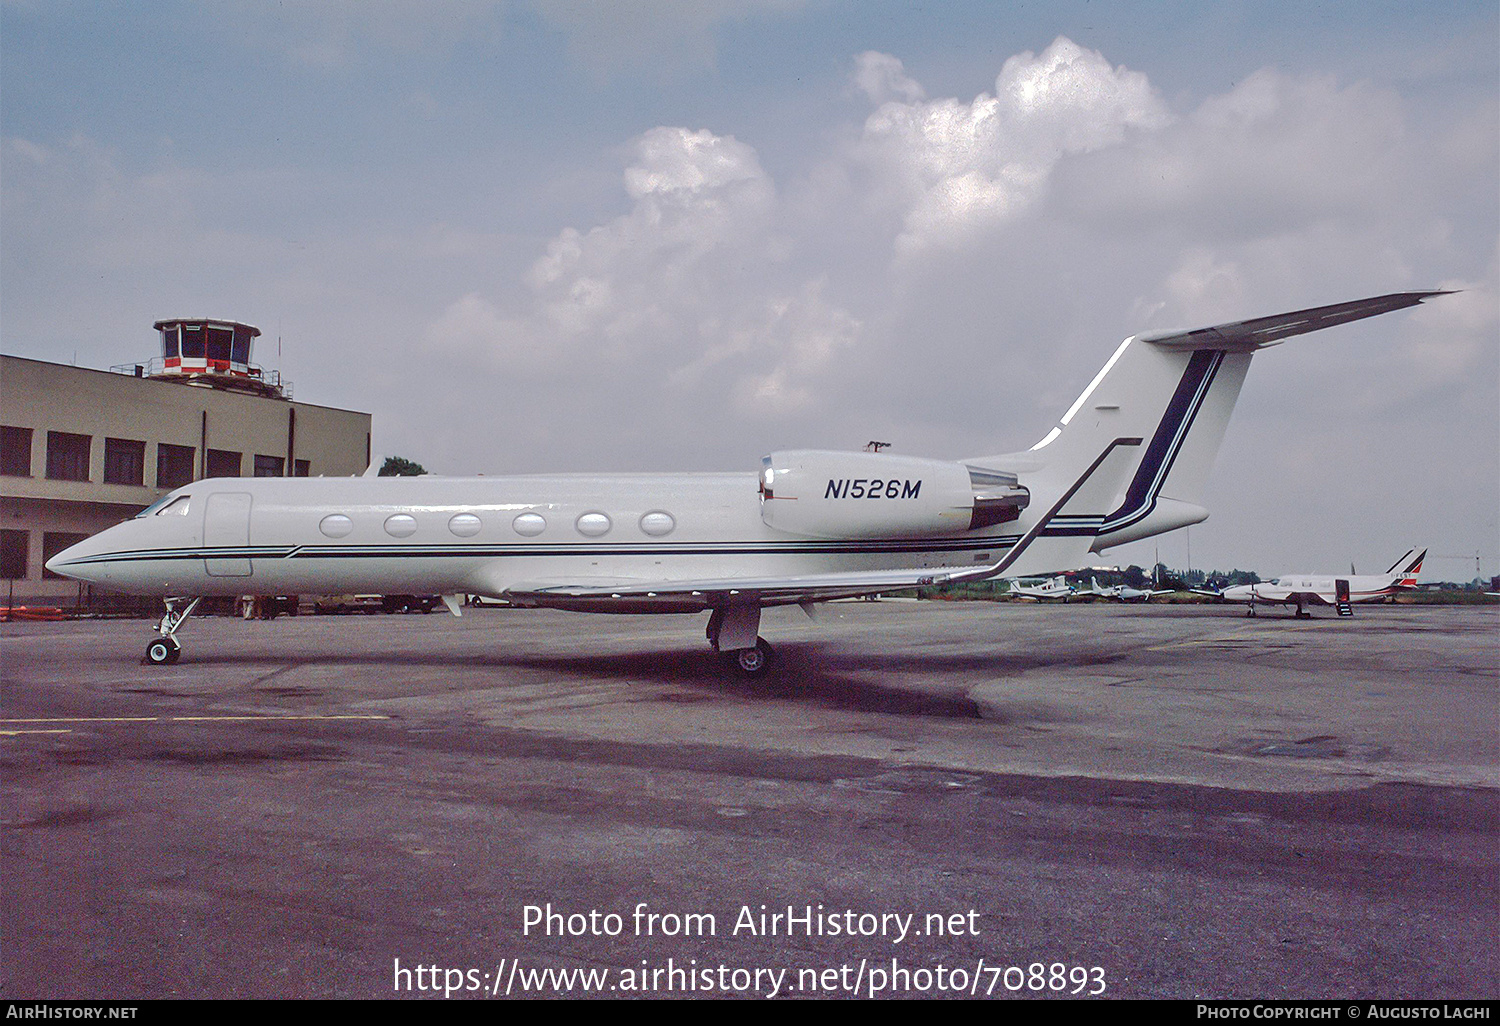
[758,450,1029,538]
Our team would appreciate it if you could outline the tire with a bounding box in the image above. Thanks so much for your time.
[145,637,178,665]
[733,638,774,676]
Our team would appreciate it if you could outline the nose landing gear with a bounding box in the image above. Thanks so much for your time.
[144,596,201,665]
[145,636,181,665]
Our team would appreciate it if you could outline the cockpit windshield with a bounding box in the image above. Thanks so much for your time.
[134,495,191,518]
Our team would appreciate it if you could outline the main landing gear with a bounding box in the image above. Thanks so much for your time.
[705,604,775,676]
[144,596,201,665]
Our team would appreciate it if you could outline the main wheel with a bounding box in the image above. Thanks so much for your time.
[732,638,774,676]
[145,637,180,665]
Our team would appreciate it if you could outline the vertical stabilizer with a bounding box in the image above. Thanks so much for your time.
[971,292,1449,556]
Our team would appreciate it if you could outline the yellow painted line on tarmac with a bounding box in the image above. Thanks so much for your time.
[0,716,158,724]
[0,714,390,725]
[0,728,73,736]
[167,715,389,722]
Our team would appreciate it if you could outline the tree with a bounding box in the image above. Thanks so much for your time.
[378,456,426,477]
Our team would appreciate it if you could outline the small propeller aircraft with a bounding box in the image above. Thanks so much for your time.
[1007,576,1079,601]
[1083,577,1174,602]
[1214,548,1427,617]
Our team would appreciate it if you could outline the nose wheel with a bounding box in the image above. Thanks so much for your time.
[145,636,181,665]
[144,596,200,666]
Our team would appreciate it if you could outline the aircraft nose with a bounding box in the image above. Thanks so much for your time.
[44,534,103,583]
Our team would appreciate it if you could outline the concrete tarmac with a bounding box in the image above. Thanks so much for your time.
[2,601,1496,999]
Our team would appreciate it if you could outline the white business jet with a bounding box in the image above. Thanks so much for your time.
[46,292,1447,674]
[1218,548,1427,618]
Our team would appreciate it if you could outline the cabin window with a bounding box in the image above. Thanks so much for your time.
[449,513,482,537]
[512,513,546,537]
[384,514,417,538]
[155,496,191,517]
[319,514,353,538]
[639,511,675,536]
[575,512,611,537]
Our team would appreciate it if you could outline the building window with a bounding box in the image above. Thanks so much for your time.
[206,449,242,478]
[254,454,285,477]
[293,459,310,477]
[104,437,146,486]
[42,532,87,580]
[157,443,195,488]
[45,431,91,481]
[1,426,32,477]
[0,530,27,580]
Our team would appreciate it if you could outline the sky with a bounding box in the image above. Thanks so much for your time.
[3,0,1496,579]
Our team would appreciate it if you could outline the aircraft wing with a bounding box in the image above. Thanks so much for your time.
[1281,591,1332,607]
[503,565,970,609]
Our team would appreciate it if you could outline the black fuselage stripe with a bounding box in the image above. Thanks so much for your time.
[63,535,1048,565]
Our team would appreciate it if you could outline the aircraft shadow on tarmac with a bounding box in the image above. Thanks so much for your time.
[181,642,1107,722]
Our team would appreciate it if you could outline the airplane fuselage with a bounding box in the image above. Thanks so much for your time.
[54,472,1042,610]
[1222,575,1406,607]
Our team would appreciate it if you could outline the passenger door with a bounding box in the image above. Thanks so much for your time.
[203,492,253,577]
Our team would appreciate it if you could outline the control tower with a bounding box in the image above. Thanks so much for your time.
[114,318,290,399]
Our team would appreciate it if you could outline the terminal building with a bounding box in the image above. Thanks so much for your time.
[1,318,372,608]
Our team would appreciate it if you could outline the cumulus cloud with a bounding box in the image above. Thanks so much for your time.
[852,37,1170,253]
[851,51,925,106]
[422,124,860,438]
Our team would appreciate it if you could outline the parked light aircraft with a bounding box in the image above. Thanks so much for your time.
[1215,548,1427,617]
[1083,577,1173,602]
[46,292,1447,674]
[1007,576,1078,601]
